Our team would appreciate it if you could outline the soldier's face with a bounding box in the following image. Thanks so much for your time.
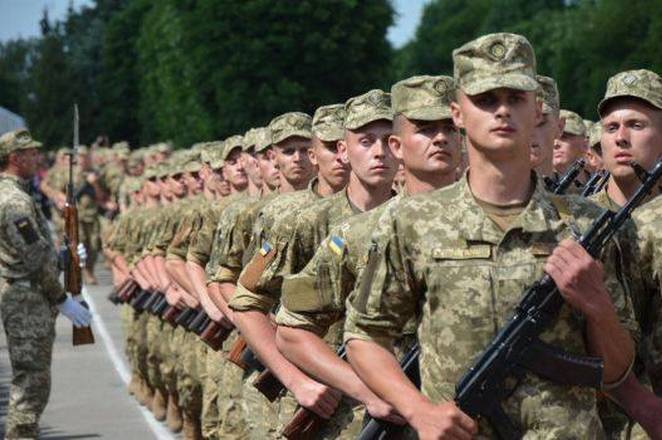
[553,133,587,174]
[168,173,186,197]
[390,117,461,178]
[309,136,349,191]
[530,112,563,171]
[13,148,40,179]
[452,88,540,162]
[273,137,314,187]
[341,119,397,189]
[257,150,280,189]
[184,171,203,194]
[223,148,248,191]
[601,100,662,181]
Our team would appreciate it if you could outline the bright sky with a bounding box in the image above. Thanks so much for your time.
[0,0,429,47]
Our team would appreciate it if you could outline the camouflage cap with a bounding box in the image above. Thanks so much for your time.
[589,122,602,148]
[155,142,172,154]
[56,147,72,156]
[144,165,160,179]
[0,129,42,158]
[255,127,273,153]
[183,156,203,173]
[269,112,312,144]
[536,75,560,115]
[453,33,538,96]
[116,149,130,160]
[391,75,455,121]
[125,177,143,193]
[243,128,260,151]
[201,141,225,169]
[112,141,130,150]
[583,119,594,135]
[222,135,243,160]
[598,69,662,116]
[312,104,345,142]
[77,145,90,154]
[344,89,393,130]
[156,161,172,179]
[560,109,586,137]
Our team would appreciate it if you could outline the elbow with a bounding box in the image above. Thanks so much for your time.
[275,326,297,361]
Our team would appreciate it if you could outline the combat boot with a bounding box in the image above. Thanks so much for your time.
[151,387,167,421]
[182,413,203,440]
[166,392,183,433]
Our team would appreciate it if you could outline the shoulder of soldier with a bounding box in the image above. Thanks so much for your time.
[260,189,311,218]
[633,195,662,234]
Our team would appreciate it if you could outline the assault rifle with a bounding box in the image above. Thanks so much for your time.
[553,159,586,195]
[357,344,421,440]
[357,159,662,440]
[581,170,609,197]
[63,104,94,346]
[453,159,662,439]
[282,345,347,440]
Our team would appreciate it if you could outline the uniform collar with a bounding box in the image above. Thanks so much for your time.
[451,171,565,244]
[0,172,30,192]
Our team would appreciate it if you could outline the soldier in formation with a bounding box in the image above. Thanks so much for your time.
[28,31,660,440]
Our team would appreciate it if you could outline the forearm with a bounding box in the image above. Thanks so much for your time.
[208,282,235,323]
[347,339,427,424]
[153,256,173,291]
[186,261,222,318]
[277,326,374,403]
[135,259,158,288]
[585,298,634,384]
[165,257,197,298]
[233,310,311,390]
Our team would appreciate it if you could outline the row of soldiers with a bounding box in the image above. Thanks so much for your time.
[97,32,661,440]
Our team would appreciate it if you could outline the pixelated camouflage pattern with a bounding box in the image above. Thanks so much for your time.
[453,33,538,96]
[391,75,455,121]
[312,104,346,142]
[536,75,560,115]
[560,109,587,137]
[599,69,662,115]
[269,112,312,144]
[344,175,637,438]
[343,89,393,130]
[0,128,42,158]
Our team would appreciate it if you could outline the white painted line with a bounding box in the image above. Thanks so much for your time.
[85,291,176,440]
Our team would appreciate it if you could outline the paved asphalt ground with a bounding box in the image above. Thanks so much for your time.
[0,266,179,439]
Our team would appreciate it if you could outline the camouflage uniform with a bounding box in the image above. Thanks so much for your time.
[344,33,638,439]
[232,95,392,437]
[0,130,67,439]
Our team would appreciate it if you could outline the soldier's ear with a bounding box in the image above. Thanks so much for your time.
[451,101,465,130]
[388,135,404,161]
[338,139,350,165]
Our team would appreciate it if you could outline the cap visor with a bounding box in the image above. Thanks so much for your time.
[461,74,538,96]
[598,93,662,116]
[273,130,312,145]
[402,107,452,121]
[344,111,393,130]
[314,127,345,142]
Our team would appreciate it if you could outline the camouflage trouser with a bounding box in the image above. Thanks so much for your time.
[160,324,178,396]
[217,333,249,439]
[277,392,298,436]
[133,312,150,382]
[242,369,279,439]
[146,316,165,391]
[121,305,136,371]
[202,346,225,440]
[177,332,203,417]
[79,219,101,270]
[0,281,57,439]
[318,399,365,439]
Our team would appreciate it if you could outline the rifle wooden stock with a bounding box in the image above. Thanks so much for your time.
[162,305,181,327]
[118,279,140,303]
[253,368,284,402]
[63,171,94,346]
[282,406,324,440]
[175,307,197,328]
[200,321,233,351]
[226,336,249,370]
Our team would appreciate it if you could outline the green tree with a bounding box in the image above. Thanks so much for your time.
[22,10,76,148]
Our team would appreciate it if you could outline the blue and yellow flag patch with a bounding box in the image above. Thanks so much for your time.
[328,235,346,256]
[259,241,273,256]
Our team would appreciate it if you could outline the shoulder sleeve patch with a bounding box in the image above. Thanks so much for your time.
[328,235,346,257]
[14,217,39,244]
